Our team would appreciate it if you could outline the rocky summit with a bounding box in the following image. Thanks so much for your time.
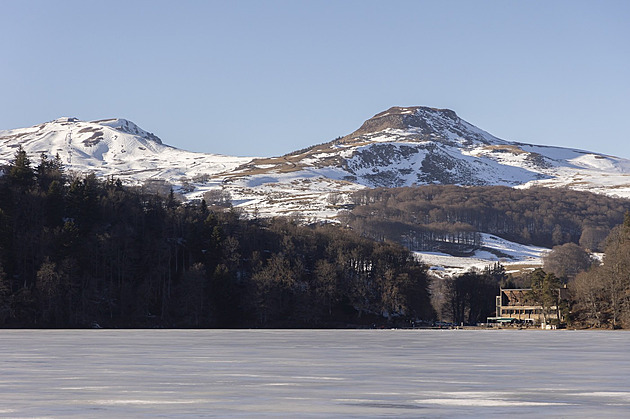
[341,106,502,147]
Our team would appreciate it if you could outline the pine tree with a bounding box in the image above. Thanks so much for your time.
[36,152,64,190]
[8,146,34,190]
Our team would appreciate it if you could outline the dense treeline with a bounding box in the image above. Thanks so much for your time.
[0,149,433,328]
[570,214,630,328]
[430,264,508,325]
[343,185,629,252]
[430,215,630,329]
[2,148,628,329]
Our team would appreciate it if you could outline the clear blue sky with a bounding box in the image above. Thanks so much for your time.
[1,0,629,158]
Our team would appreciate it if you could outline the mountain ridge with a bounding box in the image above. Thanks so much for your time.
[2,107,630,220]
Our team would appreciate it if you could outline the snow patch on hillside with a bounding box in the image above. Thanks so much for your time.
[219,170,363,220]
[417,234,549,277]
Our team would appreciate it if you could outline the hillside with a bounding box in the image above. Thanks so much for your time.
[0,117,251,190]
[342,185,628,273]
[226,106,630,217]
[2,107,630,221]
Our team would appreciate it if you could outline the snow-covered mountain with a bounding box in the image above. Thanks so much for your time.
[0,117,251,188]
[2,107,630,221]
[224,106,630,217]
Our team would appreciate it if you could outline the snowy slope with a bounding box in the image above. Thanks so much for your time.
[2,107,630,220]
[224,106,630,217]
[0,117,252,189]
[417,234,549,278]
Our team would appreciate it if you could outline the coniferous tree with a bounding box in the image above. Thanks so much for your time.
[8,146,34,191]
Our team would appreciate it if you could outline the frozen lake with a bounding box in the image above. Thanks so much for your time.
[0,329,629,418]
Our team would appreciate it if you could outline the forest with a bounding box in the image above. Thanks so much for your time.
[1,148,629,328]
[0,148,433,328]
[570,215,630,328]
[343,186,630,329]
[343,185,628,253]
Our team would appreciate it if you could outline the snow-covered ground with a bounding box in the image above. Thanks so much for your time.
[416,234,549,277]
[220,172,363,220]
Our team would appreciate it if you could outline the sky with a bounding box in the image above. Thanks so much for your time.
[1,0,629,158]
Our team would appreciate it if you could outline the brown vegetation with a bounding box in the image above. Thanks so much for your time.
[343,185,628,252]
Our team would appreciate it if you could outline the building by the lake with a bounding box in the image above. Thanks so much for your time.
[488,287,569,327]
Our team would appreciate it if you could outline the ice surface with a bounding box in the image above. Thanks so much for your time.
[0,330,628,418]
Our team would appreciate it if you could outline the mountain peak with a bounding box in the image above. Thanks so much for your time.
[52,117,80,124]
[92,118,163,144]
[341,105,502,147]
[0,116,169,176]
[35,117,162,145]
[349,106,458,136]
[372,106,458,120]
